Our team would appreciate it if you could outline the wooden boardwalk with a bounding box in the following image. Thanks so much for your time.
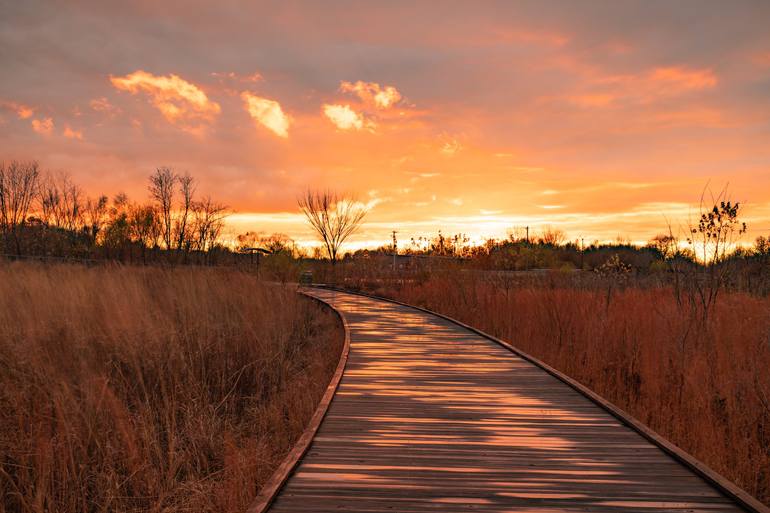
[266,288,756,512]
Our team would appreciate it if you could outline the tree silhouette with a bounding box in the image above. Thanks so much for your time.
[0,160,40,254]
[148,167,176,250]
[298,190,367,264]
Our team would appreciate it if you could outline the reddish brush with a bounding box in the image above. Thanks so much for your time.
[363,274,770,505]
[0,262,342,513]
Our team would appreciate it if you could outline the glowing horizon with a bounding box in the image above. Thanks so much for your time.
[2,2,770,250]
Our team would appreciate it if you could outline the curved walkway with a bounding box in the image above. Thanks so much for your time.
[267,288,757,512]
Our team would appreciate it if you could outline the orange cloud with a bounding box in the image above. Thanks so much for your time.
[323,103,374,131]
[31,117,54,135]
[340,80,402,108]
[568,93,617,108]
[440,138,462,156]
[210,71,263,82]
[243,72,263,83]
[110,70,220,130]
[16,105,33,119]
[90,96,120,116]
[63,125,83,140]
[241,92,290,138]
[567,65,718,108]
[752,52,770,67]
[493,29,569,48]
[647,66,717,91]
[1,100,34,119]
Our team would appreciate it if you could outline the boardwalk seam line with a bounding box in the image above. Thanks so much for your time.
[315,284,769,513]
[246,290,351,513]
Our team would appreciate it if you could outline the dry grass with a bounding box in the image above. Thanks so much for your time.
[0,262,342,513]
[362,274,770,505]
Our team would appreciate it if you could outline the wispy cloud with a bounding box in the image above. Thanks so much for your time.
[647,66,717,91]
[211,71,262,83]
[241,92,290,138]
[500,29,569,48]
[440,138,462,156]
[567,65,718,108]
[409,172,440,183]
[110,70,221,131]
[90,97,120,117]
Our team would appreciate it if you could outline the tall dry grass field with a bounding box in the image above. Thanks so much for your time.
[362,275,770,505]
[0,263,342,513]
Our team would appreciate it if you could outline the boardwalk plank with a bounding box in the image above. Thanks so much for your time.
[267,289,752,513]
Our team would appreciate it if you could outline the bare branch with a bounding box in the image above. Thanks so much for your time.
[297,190,368,264]
[0,160,40,254]
[148,167,177,249]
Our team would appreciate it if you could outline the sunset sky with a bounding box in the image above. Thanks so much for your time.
[2,1,770,249]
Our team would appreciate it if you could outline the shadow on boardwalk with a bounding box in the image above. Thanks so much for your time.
[268,289,746,513]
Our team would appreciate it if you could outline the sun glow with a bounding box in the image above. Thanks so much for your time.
[1,4,768,251]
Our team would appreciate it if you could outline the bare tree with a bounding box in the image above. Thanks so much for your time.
[111,192,130,217]
[756,235,770,257]
[148,167,176,249]
[175,173,195,250]
[38,175,60,226]
[60,176,83,231]
[539,226,566,246]
[0,160,40,254]
[298,190,367,264]
[260,233,294,255]
[648,233,677,260]
[191,196,228,252]
[84,195,109,243]
[235,231,261,251]
[38,173,83,231]
[129,203,161,250]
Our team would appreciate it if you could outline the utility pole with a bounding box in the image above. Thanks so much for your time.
[526,226,529,244]
[391,230,398,272]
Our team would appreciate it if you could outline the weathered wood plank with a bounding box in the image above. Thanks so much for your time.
[265,289,760,513]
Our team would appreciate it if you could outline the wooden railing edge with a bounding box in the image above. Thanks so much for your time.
[245,289,351,513]
[314,284,769,513]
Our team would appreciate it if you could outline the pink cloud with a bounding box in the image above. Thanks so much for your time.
[31,117,54,135]
[63,125,84,140]
[1,100,34,119]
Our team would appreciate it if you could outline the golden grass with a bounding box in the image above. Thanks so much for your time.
[362,275,770,505]
[0,262,342,513]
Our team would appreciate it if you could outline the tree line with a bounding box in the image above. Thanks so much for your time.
[0,160,373,267]
[4,160,768,298]
[0,160,229,263]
